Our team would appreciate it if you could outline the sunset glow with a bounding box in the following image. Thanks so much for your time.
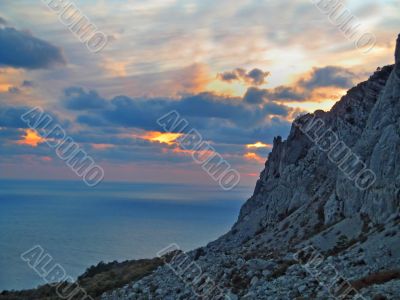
[244,152,264,163]
[92,144,115,150]
[246,142,272,149]
[142,132,183,145]
[16,129,46,147]
[0,0,398,186]
[0,83,13,93]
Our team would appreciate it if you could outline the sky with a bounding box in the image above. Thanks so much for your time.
[0,0,399,187]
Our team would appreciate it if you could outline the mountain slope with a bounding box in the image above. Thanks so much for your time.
[102,35,400,300]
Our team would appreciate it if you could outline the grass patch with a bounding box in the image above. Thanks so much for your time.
[0,257,165,300]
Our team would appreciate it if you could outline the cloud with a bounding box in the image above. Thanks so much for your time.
[0,104,66,131]
[95,63,212,98]
[243,87,268,104]
[201,117,291,145]
[243,66,358,104]
[0,0,397,184]
[57,86,293,160]
[268,86,306,101]
[218,68,270,86]
[0,79,36,96]
[8,86,21,94]
[0,105,31,128]
[70,91,292,133]
[0,17,7,25]
[247,69,270,85]
[244,86,306,104]
[22,80,35,87]
[298,66,356,89]
[0,95,292,183]
[63,87,108,110]
[0,27,66,70]
[263,102,291,116]
[16,128,46,147]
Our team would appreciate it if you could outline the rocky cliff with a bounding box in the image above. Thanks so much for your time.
[102,35,400,300]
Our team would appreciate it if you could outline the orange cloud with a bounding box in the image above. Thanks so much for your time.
[0,83,13,93]
[246,142,272,149]
[16,129,46,147]
[92,143,114,150]
[0,68,23,93]
[141,131,183,145]
[206,80,245,97]
[281,87,346,113]
[244,152,264,163]
[103,59,128,77]
[170,63,212,95]
[246,173,259,177]
[105,63,213,98]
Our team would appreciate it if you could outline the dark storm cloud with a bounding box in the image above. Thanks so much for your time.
[0,27,66,69]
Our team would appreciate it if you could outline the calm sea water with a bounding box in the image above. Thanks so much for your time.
[0,180,250,291]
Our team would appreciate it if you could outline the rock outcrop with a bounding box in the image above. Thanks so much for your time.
[102,35,400,300]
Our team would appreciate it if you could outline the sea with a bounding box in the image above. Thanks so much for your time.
[0,180,251,291]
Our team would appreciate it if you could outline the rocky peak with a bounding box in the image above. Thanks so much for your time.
[208,35,400,252]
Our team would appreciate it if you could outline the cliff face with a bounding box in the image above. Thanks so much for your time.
[228,62,397,243]
[103,36,400,300]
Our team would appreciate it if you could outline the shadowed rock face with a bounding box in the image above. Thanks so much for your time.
[395,34,400,66]
[395,34,400,81]
[102,35,400,300]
